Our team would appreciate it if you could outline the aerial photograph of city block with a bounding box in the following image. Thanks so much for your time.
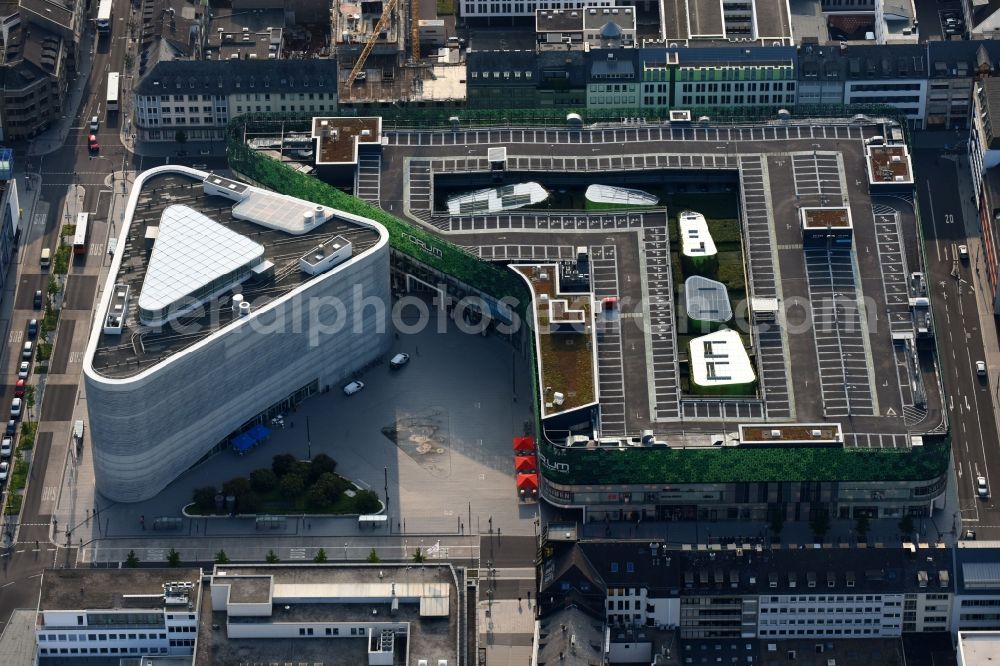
[3,0,1000,664]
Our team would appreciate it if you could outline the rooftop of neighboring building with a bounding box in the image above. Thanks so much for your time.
[311,116,382,165]
[755,637,905,666]
[0,20,65,91]
[677,544,953,596]
[957,631,1000,666]
[134,58,338,98]
[466,49,537,88]
[198,564,459,666]
[953,544,1000,595]
[19,0,76,34]
[38,569,202,613]
[979,78,1000,149]
[88,167,382,379]
[536,8,584,32]
[536,606,604,666]
[136,0,201,73]
[658,0,791,44]
[205,7,285,62]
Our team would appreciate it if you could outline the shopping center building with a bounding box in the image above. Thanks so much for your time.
[83,166,390,503]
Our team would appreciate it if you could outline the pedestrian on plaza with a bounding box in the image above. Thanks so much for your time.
[140,515,145,531]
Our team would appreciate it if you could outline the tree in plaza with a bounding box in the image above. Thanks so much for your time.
[810,510,830,542]
[192,486,217,513]
[250,468,277,493]
[222,477,251,500]
[366,548,381,563]
[125,550,140,568]
[175,130,187,145]
[855,514,872,540]
[309,453,338,481]
[215,549,230,564]
[271,453,297,478]
[265,550,280,563]
[166,548,180,567]
[354,489,381,515]
[768,509,785,538]
[412,548,426,563]
[314,548,328,563]
[898,514,914,537]
[279,473,305,498]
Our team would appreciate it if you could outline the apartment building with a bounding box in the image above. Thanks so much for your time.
[971,75,1000,309]
[538,532,963,642]
[461,0,618,20]
[133,59,338,143]
[0,1,72,140]
[34,569,202,661]
[466,49,587,108]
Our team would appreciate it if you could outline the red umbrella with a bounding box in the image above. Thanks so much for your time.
[512,436,535,452]
[514,455,536,473]
[517,473,539,493]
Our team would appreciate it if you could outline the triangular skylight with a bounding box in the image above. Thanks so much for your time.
[138,204,265,318]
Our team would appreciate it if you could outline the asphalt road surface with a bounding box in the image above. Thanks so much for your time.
[912,149,1000,537]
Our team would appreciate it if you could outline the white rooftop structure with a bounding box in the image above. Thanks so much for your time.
[958,632,1000,666]
[679,210,717,257]
[138,204,264,326]
[202,173,336,235]
[585,184,658,206]
[447,182,548,215]
[689,329,755,387]
[685,275,732,323]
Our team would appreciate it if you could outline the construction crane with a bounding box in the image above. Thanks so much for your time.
[346,0,399,95]
[411,0,420,62]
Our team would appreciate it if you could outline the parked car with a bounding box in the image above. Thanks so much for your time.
[389,353,410,369]
[5,420,15,437]
[10,398,22,418]
[17,362,29,379]
[0,461,8,483]
[22,341,32,360]
[14,379,25,397]
[343,380,365,396]
[0,438,11,458]
[33,290,43,309]
[959,244,969,260]
[978,475,990,498]
[27,318,37,338]
[964,529,977,540]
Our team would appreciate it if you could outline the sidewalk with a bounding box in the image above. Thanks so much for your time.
[27,30,95,158]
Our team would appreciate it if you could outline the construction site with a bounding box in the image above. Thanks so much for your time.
[334,0,465,105]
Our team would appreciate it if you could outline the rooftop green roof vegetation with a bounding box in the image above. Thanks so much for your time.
[539,437,950,485]
[225,114,527,304]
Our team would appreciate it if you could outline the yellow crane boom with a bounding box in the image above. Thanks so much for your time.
[346,0,399,92]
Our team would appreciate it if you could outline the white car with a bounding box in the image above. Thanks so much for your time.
[89,116,99,131]
[978,476,990,498]
[0,437,11,458]
[17,361,29,379]
[389,353,410,369]
[343,380,365,396]
[977,361,987,376]
[0,461,8,482]
[10,398,21,418]
[959,244,969,260]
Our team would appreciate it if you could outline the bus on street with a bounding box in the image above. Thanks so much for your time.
[106,71,119,112]
[97,0,112,34]
[73,213,90,256]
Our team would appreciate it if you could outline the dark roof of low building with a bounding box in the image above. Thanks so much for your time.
[134,58,338,96]
[0,21,64,91]
[678,545,953,596]
[537,606,604,666]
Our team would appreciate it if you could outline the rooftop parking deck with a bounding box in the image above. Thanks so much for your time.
[89,170,380,379]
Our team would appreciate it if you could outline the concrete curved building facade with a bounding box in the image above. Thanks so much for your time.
[83,166,391,503]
